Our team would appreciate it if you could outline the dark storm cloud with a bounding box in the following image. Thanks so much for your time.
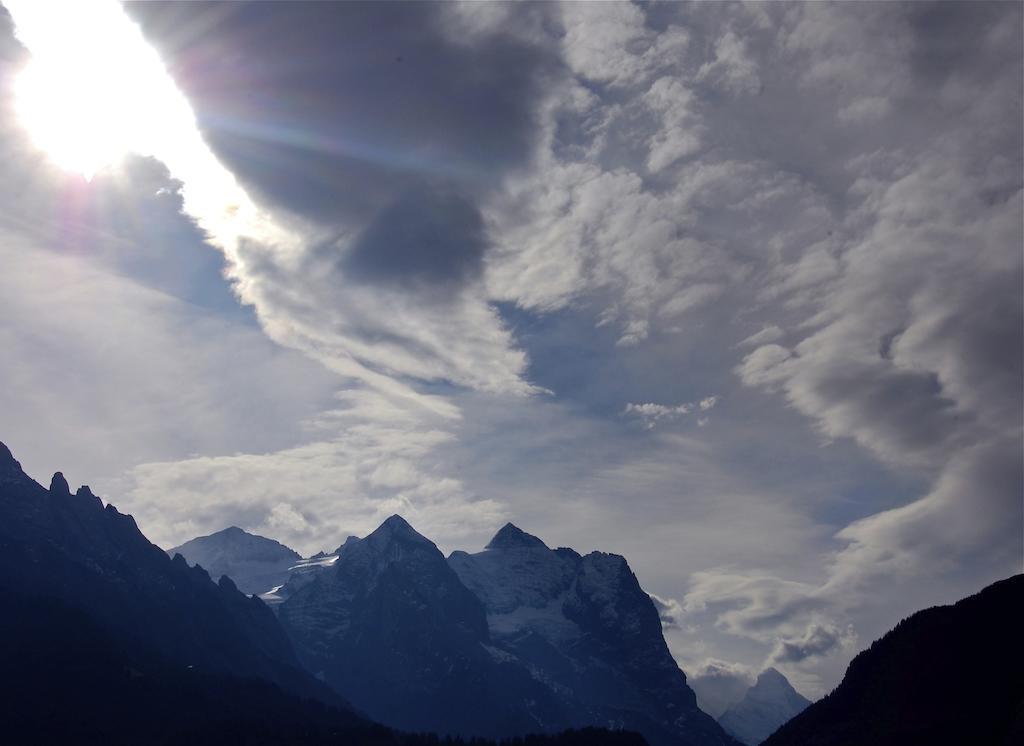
[904,1,1019,83]
[125,2,560,230]
[343,184,487,290]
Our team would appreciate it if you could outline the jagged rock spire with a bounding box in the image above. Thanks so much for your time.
[76,485,103,507]
[49,471,70,496]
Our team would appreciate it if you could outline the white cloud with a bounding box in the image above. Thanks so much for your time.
[624,397,719,429]
[737,325,784,348]
[696,30,761,95]
[560,2,689,88]
[643,76,702,172]
[115,387,512,555]
[0,227,339,490]
[649,592,684,630]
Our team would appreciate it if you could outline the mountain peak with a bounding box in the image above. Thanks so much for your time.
[49,471,71,496]
[76,485,102,507]
[367,515,432,545]
[721,666,811,745]
[747,667,807,704]
[756,667,787,686]
[334,535,361,554]
[485,522,548,550]
[170,526,300,556]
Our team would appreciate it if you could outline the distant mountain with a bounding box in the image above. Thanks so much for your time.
[274,515,736,744]
[762,575,1024,746]
[0,440,336,706]
[168,525,301,595]
[449,523,735,746]
[688,666,755,720]
[718,669,809,745]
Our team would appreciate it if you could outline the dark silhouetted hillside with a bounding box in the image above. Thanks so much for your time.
[0,440,336,705]
[762,574,1024,746]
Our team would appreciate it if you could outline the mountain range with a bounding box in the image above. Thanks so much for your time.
[175,517,802,745]
[0,440,645,746]
[268,516,735,744]
[6,438,1021,745]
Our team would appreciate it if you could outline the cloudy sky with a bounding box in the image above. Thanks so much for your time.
[1,1,1020,697]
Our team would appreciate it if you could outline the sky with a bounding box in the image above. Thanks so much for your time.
[0,1,1020,698]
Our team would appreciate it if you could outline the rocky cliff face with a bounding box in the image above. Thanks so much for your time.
[450,523,735,746]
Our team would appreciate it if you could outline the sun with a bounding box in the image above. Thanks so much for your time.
[15,57,132,180]
[9,0,181,181]
[6,0,294,257]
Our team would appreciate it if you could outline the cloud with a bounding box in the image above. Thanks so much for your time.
[118,2,558,401]
[342,185,487,291]
[769,623,856,665]
[650,593,684,630]
[696,30,761,96]
[643,76,703,173]
[682,571,827,642]
[624,396,718,429]
[128,2,559,224]
[737,150,1023,578]
[0,220,340,490]
[688,659,757,718]
[560,2,689,88]
[737,326,783,349]
[121,389,508,555]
